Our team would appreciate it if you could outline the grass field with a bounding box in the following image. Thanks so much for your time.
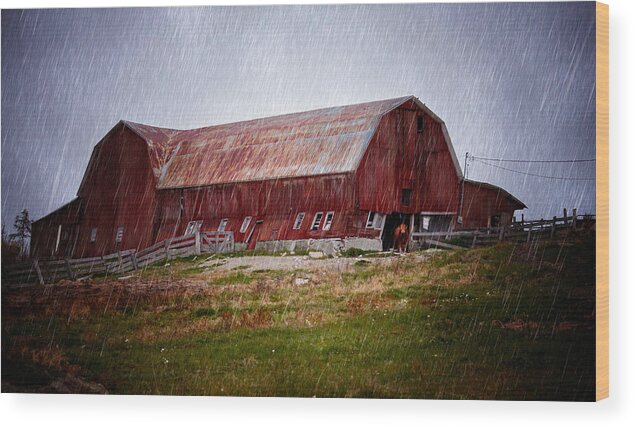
[2,231,596,400]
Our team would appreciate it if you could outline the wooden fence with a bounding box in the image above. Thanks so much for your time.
[412,210,595,250]
[2,231,234,287]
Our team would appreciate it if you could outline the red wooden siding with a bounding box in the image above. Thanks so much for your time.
[153,174,356,244]
[356,100,461,215]
[72,124,158,257]
[30,198,83,258]
[462,181,522,228]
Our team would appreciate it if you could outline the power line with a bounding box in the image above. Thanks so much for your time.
[469,155,595,164]
[472,158,596,181]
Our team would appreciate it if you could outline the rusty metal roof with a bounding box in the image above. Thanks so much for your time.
[122,96,414,189]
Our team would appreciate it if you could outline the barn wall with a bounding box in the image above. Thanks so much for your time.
[30,199,83,259]
[153,174,357,245]
[72,124,158,257]
[356,100,461,215]
[462,182,519,228]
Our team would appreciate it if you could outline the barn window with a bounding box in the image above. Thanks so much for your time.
[417,116,425,133]
[322,212,335,231]
[293,212,305,230]
[366,212,376,228]
[311,212,324,231]
[90,227,97,242]
[115,226,124,243]
[218,218,229,232]
[401,189,412,206]
[417,214,453,232]
[185,220,202,236]
[240,216,252,233]
[366,212,385,230]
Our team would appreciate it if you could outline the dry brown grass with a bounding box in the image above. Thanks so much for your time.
[3,253,442,345]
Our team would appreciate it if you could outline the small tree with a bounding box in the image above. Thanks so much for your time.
[10,209,32,259]
[2,221,22,263]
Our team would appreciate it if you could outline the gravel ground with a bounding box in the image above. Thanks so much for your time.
[200,250,441,272]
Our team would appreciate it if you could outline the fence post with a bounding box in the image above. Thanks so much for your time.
[471,233,478,248]
[131,250,138,271]
[572,208,577,230]
[526,228,532,243]
[165,239,171,261]
[498,226,505,242]
[563,208,568,224]
[33,259,44,285]
[117,251,123,273]
[65,258,76,280]
[195,231,201,256]
[521,213,524,225]
[551,216,557,238]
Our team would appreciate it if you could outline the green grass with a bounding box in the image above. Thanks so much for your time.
[2,231,596,399]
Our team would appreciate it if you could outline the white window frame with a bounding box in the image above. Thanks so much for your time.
[322,211,335,231]
[373,213,385,230]
[115,226,124,243]
[293,212,305,230]
[184,220,203,236]
[366,212,385,230]
[422,215,431,232]
[90,227,97,242]
[366,212,376,228]
[218,218,229,232]
[240,216,252,233]
[310,212,324,231]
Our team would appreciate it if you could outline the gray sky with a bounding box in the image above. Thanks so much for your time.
[1,2,596,229]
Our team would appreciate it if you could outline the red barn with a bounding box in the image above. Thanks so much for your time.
[31,96,525,258]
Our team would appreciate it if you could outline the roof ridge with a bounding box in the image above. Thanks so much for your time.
[120,119,181,133]
[120,96,414,135]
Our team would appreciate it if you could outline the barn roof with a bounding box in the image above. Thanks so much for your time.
[465,179,527,209]
[122,96,437,189]
[121,121,181,179]
[118,96,468,189]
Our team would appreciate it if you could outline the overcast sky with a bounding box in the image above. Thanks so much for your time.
[1,2,596,229]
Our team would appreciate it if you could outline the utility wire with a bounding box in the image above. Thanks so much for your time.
[472,158,596,181]
[469,155,595,164]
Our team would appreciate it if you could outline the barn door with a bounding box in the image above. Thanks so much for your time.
[245,220,263,251]
[382,213,411,251]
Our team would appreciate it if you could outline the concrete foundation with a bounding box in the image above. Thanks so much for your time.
[234,242,248,252]
[254,237,382,254]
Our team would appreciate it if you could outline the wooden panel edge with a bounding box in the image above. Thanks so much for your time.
[595,0,609,402]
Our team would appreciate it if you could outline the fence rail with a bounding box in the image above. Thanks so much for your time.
[412,209,595,250]
[2,231,234,286]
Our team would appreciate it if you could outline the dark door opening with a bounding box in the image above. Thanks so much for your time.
[382,213,411,251]
[246,220,263,251]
